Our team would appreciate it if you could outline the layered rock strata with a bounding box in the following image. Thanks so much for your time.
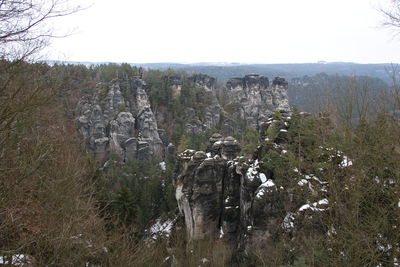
[164,74,291,136]
[174,112,333,256]
[76,78,164,166]
[174,135,242,242]
[76,73,291,169]
[225,75,290,131]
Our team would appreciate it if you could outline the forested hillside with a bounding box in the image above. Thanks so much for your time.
[1,1,400,266]
[289,73,390,113]
[134,62,395,84]
[2,61,400,266]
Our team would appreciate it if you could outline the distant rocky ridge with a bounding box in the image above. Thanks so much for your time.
[162,73,290,135]
[76,78,164,166]
[183,74,222,135]
[226,75,290,131]
[76,73,290,167]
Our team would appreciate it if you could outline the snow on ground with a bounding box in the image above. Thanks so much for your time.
[282,213,296,229]
[162,256,170,264]
[298,179,308,186]
[0,254,33,265]
[246,160,259,181]
[200,258,210,264]
[219,227,224,238]
[259,173,267,183]
[261,179,275,188]
[327,225,337,237]
[159,161,166,171]
[339,155,353,168]
[299,198,329,212]
[304,174,328,185]
[256,188,266,198]
[297,173,328,195]
[256,179,276,198]
[321,147,353,168]
[376,233,393,253]
[225,206,239,210]
[149,219,174,239]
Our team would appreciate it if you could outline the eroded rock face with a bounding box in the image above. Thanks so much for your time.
[174,135,274,250]
[188,74,216,91]
[174,137,242,242]
[162,73,291,137]
[164,75,182,98]
[76,79,164,166]
[163,74,222,134]
[225,75,290,131]
[174,135,273,247]
[174,112,332,258]
[190,74,222,131]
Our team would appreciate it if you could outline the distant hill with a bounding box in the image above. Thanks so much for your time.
[47,61,397,84]
[288,73,389,112]
[133,62,392,113]
[134,62,396,84]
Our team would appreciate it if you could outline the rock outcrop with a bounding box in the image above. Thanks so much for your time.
[174,135,242,243]
[225,75,290,131]
[164,74,182,98]
[173,112,333,257]
[76,78,164,166]
[187,73,216,91]
[174,133,270,248]
[165,74,222,134]
[191,74,222,131]
[159,73,291,137]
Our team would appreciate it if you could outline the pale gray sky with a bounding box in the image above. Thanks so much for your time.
[47,0,400,64]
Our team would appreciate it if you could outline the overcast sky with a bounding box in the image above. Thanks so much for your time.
[47,0,400,64]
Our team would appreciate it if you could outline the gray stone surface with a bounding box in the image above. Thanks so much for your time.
[173,113,325,255]
[178,74,223,134]
[76,78,164,165]
[174,136,244,243]
[225,74,291,131]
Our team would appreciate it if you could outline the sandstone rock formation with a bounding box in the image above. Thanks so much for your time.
[174,135,242,242]
[225,75,290,131]
[76,72,292,172]
[184,74,222,134]
[187,73,216,91]
[158,73,291,137]
[174,133,268,248]
[76,78,164,166]
[173,112,331,257]
[164,74,182,98]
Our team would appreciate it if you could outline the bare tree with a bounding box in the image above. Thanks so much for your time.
[0,0,83,151]
[0,0,82,61]
[380,0,400,33]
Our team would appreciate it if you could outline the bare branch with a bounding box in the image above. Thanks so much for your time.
[379,0,400,36]
[0,0,84,61]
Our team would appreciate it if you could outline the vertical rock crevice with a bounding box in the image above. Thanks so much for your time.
[76,78,165,167]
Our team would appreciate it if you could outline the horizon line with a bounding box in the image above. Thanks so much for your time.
[44,60,400,65]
